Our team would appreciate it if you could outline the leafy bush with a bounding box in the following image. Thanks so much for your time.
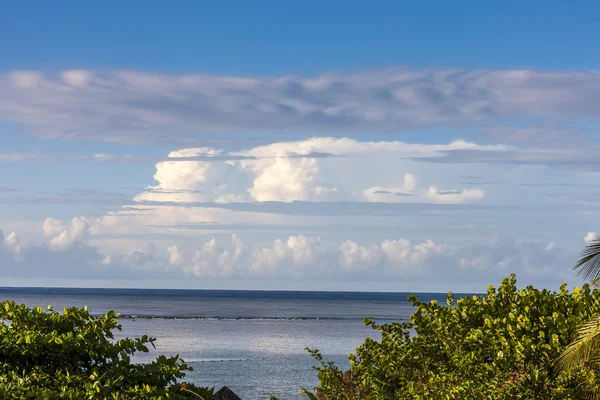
[309,275,600,399]
[0,301,214,399]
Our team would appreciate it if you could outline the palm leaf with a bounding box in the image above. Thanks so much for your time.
[556,314,600,373]
[572,238,600,282]
[300,387,319,400]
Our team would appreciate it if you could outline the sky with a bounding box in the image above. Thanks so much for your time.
[1,1,600,292]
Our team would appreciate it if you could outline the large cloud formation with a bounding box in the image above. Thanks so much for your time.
[0,224,572,289]
[133,137,497,205]
[0,135,589,289]
[1,68,600,144]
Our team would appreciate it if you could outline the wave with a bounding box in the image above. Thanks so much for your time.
[96,314,406,321]
[184,358,251,363]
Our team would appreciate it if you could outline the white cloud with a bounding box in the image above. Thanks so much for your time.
[0,226,103,279]
[585,232,598,243]
[426,187,485,203]
[362,173,418,202]
[0,132,591,289]
[61,70,93,88]
[4,231,26,257]
[42,217,90,250]
[185,235,249,278]
[159,235,447,279]
[128,138,491,205]
[311,186,338,196]
[248,157,319,202]
[134,148,251,203]
[339,237,448,273]
[163,233,570,284]
[167,245,184,266]
[0,221,576,287]
[251,235,326,277]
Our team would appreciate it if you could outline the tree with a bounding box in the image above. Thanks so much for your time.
[306,275,600,399]
[0,301,214,399]
[571,236,600,285]
[556,236,600,398]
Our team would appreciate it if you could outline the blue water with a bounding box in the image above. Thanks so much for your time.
[0,287,463,399]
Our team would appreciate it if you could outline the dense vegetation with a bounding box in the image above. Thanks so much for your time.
[308,274,600,399]
[5,274,600,399]
[0,301,213,399]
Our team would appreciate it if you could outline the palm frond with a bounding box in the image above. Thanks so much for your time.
[572,238,600,282]
[300,387,319,400]
[556,314,600,373]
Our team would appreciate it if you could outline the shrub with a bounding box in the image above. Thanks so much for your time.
[309,275,600,399]
[0,301,214,399]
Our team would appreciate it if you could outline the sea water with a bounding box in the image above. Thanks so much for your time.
[0,287,457,399]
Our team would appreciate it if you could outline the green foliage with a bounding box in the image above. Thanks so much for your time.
[556,236,600,400]
[557,314,600,375]
[308,275,600,399]
[0,301,214,399]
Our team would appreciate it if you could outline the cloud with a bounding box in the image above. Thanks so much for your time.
[362,173,417,202]
[3,231,26,258]
[167,245,184,266]
[456,176,504,186]
[250,235,326,278]
[1,134,592,288]
[130,138,492,205]
[413,147,600,170]
[0,218,576,287]
[0,152,260,164]
[585,232,598,244]
[2,68,600,144]
[339,238,448,274]
[426,187,485,203]
[453,235,568,281]
[0,227,104,279]
[42,217,91,249]
[134,233,562,282]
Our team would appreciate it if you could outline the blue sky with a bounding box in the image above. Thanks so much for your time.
[1,1,600,291]
[3,1,600,73]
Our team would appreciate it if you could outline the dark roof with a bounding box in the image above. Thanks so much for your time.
[214,386,242,400]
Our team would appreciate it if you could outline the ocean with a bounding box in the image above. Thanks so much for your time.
[0,287,458,399]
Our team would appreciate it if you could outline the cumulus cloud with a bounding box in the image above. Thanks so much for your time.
[1,132,590,288]
[3,231,26,258]
[454,235,567,279]
[2,68,600,144]
[42,217,90,249]
[0,219,576,287]
[0,227,103,279]
[105,242,161,270]
[130,234,563,284]
[250,235,327,278]
[167,245,184,266]
[130,138,492,205]
[185,235,249,278]
[339,238,448,274]
[156,235,448,279]
[134,148,253,203]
